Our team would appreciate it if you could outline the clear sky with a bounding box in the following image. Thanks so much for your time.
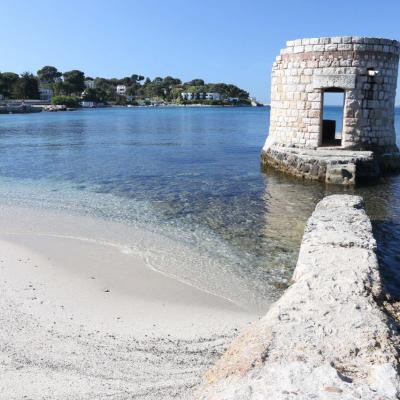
[1,0,400,103]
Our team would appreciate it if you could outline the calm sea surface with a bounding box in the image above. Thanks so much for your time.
[0,106,399,310]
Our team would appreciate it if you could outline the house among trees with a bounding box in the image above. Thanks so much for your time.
[181,92,221,101]
[39,86,53,101]
[116,85,127,95]
[205,92,221,100]
[84,79,96,89]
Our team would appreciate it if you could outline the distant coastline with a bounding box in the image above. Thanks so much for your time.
[0,67,265,110]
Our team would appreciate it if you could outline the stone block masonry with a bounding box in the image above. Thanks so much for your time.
[261,145,379,185]
[262,36,400,184]
[195,195,400,399]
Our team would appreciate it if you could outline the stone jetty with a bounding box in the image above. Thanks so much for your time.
[262,37,400,185]
[195,195,400,399]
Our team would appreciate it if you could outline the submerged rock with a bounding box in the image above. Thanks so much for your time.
[195,195,400,399]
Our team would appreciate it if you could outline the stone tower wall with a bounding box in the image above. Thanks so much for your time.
[268,37,400,152]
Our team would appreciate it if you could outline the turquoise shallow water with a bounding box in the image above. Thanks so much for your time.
[0,106,399,309]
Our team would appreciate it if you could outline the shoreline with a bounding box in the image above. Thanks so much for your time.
[0,203,257,399]
[0,102,269,114]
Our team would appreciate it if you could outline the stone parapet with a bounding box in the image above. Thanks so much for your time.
[195,195,400,399]
[281,37,400,56]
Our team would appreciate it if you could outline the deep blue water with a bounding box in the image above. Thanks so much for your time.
[0,106,399,308]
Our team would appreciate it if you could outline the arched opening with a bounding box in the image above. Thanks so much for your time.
[320,88,345,147]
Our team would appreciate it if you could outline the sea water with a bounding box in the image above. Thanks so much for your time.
[0,106,399,310]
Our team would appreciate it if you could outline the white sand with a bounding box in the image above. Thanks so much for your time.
[0,206,257,399]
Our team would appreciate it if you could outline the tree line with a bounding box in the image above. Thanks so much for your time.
[0,66,250,105]
[0,72,39,100]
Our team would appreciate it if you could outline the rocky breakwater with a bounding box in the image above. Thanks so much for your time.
[195,195,400,399]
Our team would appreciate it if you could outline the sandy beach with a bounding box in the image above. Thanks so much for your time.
[0,205,257,399]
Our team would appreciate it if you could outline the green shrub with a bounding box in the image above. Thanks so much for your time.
[51,95,80,108]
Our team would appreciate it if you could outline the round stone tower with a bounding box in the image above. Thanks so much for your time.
[262,36,400,185]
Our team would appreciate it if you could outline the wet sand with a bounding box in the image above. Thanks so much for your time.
[0,206,257,399]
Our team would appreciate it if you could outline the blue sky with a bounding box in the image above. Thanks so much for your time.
[1,0,400,103]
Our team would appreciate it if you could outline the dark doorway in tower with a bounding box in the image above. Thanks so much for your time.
[320,89,345,147]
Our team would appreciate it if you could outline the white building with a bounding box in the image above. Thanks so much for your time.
[205,92,221,100]
[181,92,194,100]
[39,87,53,101]
[181,92,221,101]
[250,97,260,107]
[116,85,127,95]
[84,79,96,89]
